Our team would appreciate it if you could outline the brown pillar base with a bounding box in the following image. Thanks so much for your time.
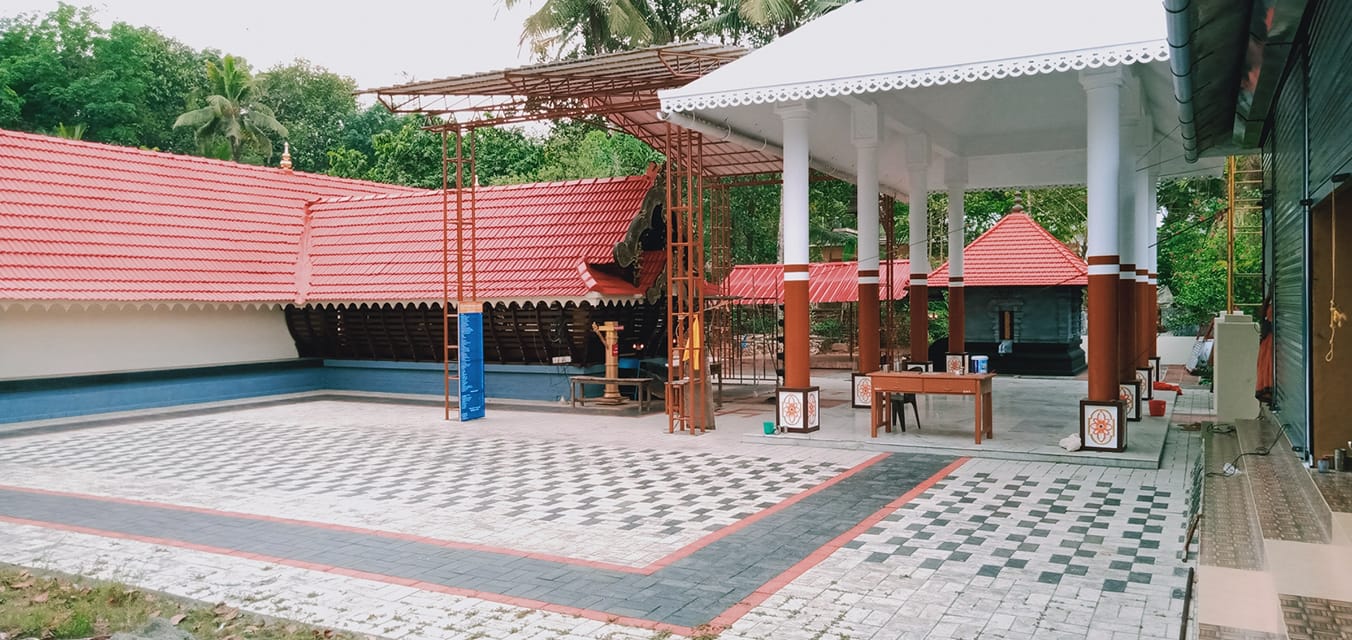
[858,279,880,374]
[777,386,820,433]
[909,282,929,367]
[1080,398,1128,452]
[949,282,965,354]
[1119,380,1143,422]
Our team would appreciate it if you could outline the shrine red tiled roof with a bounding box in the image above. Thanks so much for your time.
[928,212,1087,287]
[722,260,910,304]
[303,174,661,302]
[0,130,661,304]
[0,129,420,302]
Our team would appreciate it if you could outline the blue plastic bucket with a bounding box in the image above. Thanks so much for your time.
[971,355,989,374]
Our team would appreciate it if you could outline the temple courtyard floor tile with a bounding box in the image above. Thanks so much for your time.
[0,397,1201,639]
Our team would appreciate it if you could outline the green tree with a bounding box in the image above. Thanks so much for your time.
[505,0,703,58]
[700,0,855,45]
[257,59,358,173]
[365,115,444,188]
[173,54,287,163]
[536,124,661,180]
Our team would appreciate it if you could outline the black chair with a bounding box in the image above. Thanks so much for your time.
[890,366,924,431]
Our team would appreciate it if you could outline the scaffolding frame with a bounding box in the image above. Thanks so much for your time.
[365,44,806,429]
[665,125,711,433]
[1226,155,1264,315]
[440,128,480,420]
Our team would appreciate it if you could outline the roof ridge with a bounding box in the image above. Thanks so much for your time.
[0,128,419,194]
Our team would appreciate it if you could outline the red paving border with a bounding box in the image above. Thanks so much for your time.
[0,456,967,637]
[0,453,890,577]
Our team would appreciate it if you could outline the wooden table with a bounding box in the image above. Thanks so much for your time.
[868,371,995,443]
[569,375,652,412]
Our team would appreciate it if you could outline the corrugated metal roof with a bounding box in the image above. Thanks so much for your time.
[723,260,910,304]
[929,212,1087,288]
[0,130,661,304]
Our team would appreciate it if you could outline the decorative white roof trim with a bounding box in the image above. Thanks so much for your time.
[661,41,1169,112]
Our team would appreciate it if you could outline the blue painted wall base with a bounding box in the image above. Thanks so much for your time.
[0,359,605,424]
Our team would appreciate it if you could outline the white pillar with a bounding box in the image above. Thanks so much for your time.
[946,157,967,361]
[1080,67,1123,406]
[853,104,881,275]
[905,133,931,365]
[906,134,931,277]
[779,103,812,269]
[853,102,881,374]
[775,101,813,391]
[945,158,966,281]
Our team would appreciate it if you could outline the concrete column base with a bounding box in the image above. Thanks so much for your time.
[1136,368,1154,401]
[777,386,820,433]
[1120,380,1143,422]
[851,373,872,408]
[1080,398,1128,452]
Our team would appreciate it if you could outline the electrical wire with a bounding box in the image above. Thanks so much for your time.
[1205,423,1286,477]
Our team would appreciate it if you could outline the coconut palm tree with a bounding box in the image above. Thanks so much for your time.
[173,55,287,163]
[701,0,854,45]
[504,0,692,59]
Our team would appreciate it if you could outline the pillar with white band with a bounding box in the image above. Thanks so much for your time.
[1079,68,1125,449]
[1117,113,1138,387]
[906,134,931,367]
[1134,145,1154,373]
[777,102,813,389]
[946,158,967,369]
[853,103,881,373]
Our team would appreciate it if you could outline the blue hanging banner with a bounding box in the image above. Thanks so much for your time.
[458,311,486,421]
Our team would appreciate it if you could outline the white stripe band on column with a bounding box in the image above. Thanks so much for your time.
[1088,265,1120,276]
[949,282,964,288]
[1136,275,1148,283]
[1119,271,1137,280]
[784,272,809,281]
[910,277,927,286]
[858,276,879,285]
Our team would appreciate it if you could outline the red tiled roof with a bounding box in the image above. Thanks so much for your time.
[0,129,420,302]
[928,213,1087,287]
[303,175,660,302]
[722,260,910,304]
[0,130,661,304]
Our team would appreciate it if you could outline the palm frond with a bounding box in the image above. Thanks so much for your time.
[173,106,217,129]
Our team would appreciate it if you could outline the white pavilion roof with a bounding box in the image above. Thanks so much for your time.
[658,0,1218,194]
[660,0,1168,112]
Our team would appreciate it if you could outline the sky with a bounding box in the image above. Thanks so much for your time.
[3,0,542,91]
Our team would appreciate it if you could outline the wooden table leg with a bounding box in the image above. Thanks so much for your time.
[973,391,982,444]
[983,391,994,439]
[871,392,881,437]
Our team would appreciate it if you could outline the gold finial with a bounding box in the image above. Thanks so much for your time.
[280,142,293,173]
[1010,193,1024,214]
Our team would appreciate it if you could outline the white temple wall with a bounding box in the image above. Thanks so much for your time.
[0,306,297,379]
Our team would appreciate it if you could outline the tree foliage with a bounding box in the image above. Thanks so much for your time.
[173,54,288,163]
[256,59,357,173]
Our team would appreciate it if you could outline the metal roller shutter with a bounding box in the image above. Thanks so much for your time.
[1269,50,1309,456]
[1306,0,1352,197]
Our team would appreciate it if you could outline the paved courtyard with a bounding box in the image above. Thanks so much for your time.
[0,398,1201,639]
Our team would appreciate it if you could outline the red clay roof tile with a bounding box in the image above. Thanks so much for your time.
[1,130,660,304]
[929,213,1087,288]
[722,260,910,304]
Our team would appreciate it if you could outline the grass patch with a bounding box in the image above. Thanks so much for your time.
[0,566,360,640]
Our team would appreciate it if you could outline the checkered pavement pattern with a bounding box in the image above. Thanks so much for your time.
[0,416,850,543]
[724,454,1195,639]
